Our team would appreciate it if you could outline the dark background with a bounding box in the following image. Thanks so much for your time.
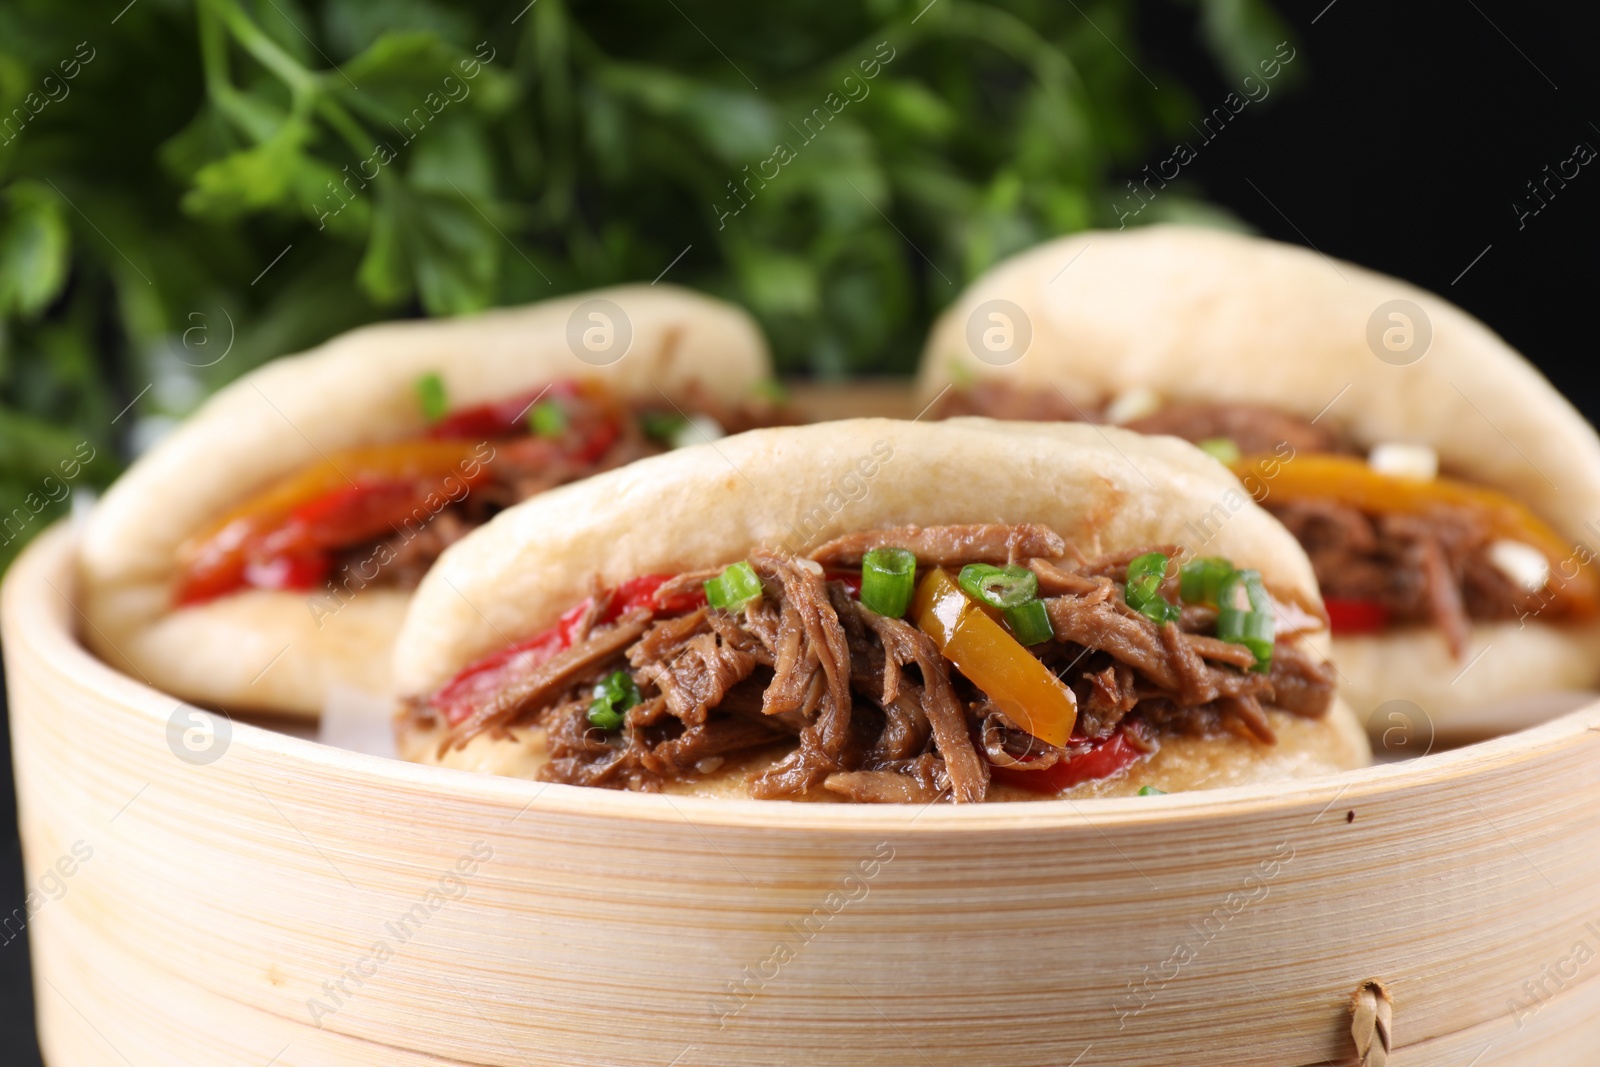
[1144,0,1600,426]
[3,2,1597,1061]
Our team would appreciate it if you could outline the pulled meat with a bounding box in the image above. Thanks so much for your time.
[330,390,790,595]
[933,380,1085,422]
[934,382,1348,457]
[425,525,1337,804]
[450,609,655,747]
[939,383,1563,650]
[1269,499,1549,655]
[1124,401,1348,457]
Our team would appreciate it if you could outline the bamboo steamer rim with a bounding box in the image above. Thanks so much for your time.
[18,523,1597,829]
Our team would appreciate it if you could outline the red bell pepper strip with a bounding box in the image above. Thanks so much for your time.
[176,378,636,607]
[428,379,623,465]
[991,729,1146,794]
[1323,597,1390,636]
[429,575,706,725]
[174,440,494,606]
[825,570,864,596]
[242,553,333,593]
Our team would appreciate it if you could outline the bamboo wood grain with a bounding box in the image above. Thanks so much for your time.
[8,524,1600,1066]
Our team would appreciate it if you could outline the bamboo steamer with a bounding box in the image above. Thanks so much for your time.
[9,523,1600,1066]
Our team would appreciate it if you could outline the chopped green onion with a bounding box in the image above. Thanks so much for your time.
[1234,568,1272,614]
[587,670,641,730]
[587,706,624,730]
[1138,598,1181,625]
[861,547,917,617]
[639,411,688,443]
[1216,610,1274,671]
[1179,556,1236,606]
[1198,437,1241,464]
[1125,552,1169,600]
[529,398,567,438]
[415,372,449,423]
[587,704,625,730]
[1138,786,1167,796]
[1215,568,1274,671]
[958,563,1038,610]
[705,561,763,612]
[1002,598,1054,645]
[1124,551,1180,624]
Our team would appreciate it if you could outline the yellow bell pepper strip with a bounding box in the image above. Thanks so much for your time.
[1234,452,1600,617]
[912,567,1077,746]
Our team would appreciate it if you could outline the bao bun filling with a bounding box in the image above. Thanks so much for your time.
[172,378,788,606]
[405,524,1335,804]
[936,384,1600,657]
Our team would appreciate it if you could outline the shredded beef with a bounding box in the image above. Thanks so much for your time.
[434,524,1338,803]
[1124,401,1348,456]
[1266,642,1337,718]
[1045,596,1223,697]
[934,385,1536,652]
[933,381,1088,422]
[1182,632,1261,670]
[630,620,756,725]
[1269,498,1553,654]
[859,609,989,803]
[1413,522,1471,657]
[981,707,1063,770]
[750,552,855,760]
[346,510,473,589]
[1217,695,1275,743]
[938,384,1350,457]
[328,393,788,596]
[940,384,1564,654]
[1083,544,1183,585]
[825,766,944,804]
[638,718,784,777]
[1060,654,1142,738]
[1027,557,1103,597]
[448,610,654,748]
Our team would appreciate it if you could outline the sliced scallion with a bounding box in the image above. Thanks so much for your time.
[705,561,763,612]
[1002,598,1054,646]
[415,372,449,423]
[587,670,640,730]
[1125,551,1168,600]
[957,563,1038,610]
[1235,568,1272,614]
[1124,551,1180,624]
[1138,786,1167,796]
[529,398,567,438]
[861,547,917,617]
[1216,568,1274,671]
[1179,556,1235,606]
[1198,437,1241,464]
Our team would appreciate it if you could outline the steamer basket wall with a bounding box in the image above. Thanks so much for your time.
[7,525,1600,1066]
